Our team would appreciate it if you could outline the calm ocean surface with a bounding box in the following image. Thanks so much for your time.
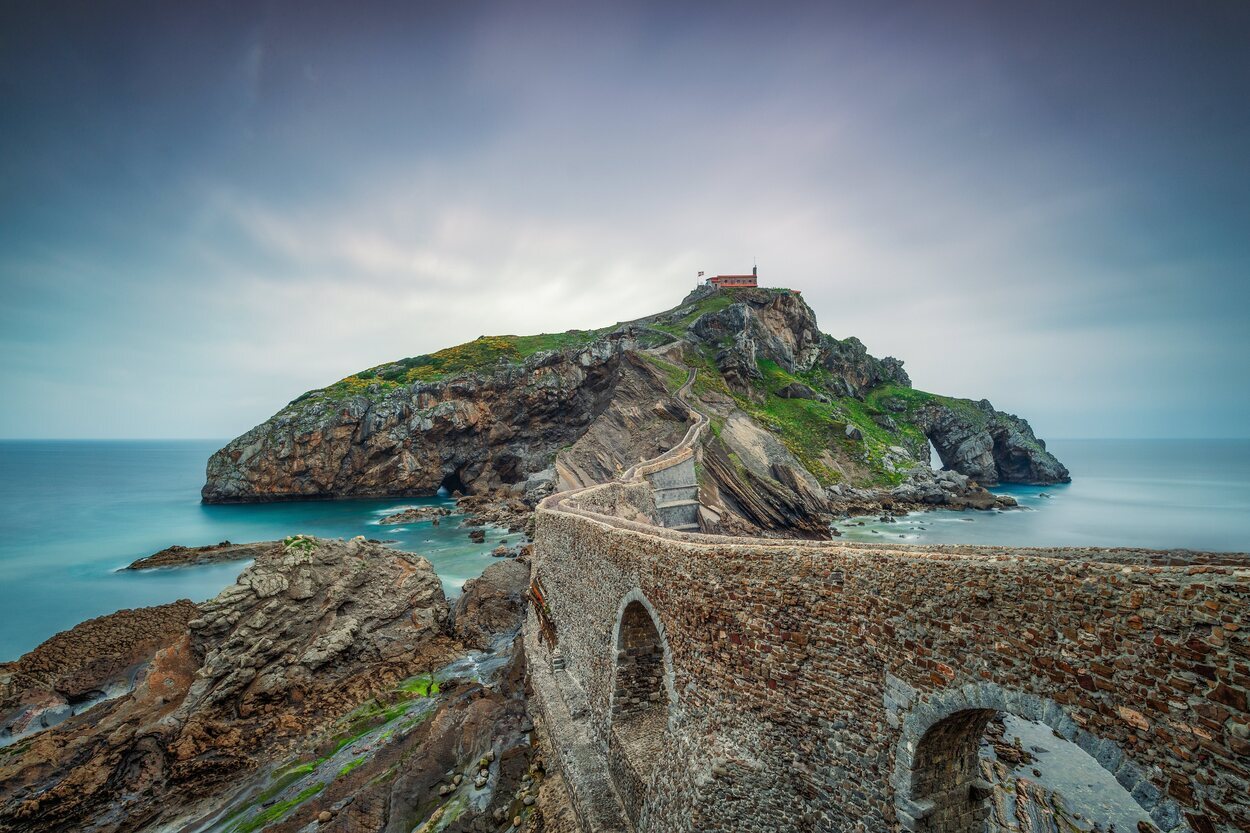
[0,440,523,661]
[0,438,1247,661]
[841,439,1250,551]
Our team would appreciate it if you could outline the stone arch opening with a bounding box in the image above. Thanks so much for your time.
[608,591,675,825]
[907,707,998,832]
[893,685,1187,833]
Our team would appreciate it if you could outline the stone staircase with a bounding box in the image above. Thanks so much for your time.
[646,456,700,531]
[526,624,633,833]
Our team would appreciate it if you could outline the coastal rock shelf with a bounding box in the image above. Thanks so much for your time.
[0,536,538,833]
[124,539,278,570]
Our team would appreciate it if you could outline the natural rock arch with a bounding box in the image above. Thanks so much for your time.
[607,589,676,826]
[890,683,1189,833]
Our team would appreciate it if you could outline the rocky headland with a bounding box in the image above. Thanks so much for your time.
[0,536,540,833]
[203,286,1068,538]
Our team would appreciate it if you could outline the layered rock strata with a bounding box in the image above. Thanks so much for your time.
[0,537,477,833]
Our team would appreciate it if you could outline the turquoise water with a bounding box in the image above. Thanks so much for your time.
[1,439,1247,661]
[0,440,523,661]
[841,439,1250,552]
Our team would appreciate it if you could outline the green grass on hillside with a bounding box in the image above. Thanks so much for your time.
[288,327,616,408]
[694,355,937,487]
[649,290,740,337]
[639,353,688,393]
[733,360,847,485]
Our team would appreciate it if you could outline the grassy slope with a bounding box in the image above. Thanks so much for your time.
[288,329,616,407]
[286,288,744,409]
[702,355,928,487]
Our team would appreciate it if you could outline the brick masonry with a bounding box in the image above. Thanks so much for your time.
[530,479,1249,833]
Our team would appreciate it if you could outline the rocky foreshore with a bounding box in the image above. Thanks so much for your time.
[456,493,535,534]
[826,464,1019,519]
[0,535,546,833]
[1,601,200,746]
[377,505,451,525]
[124,539,278,570]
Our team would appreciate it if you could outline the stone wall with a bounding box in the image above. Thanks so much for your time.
[531,499,1249,833]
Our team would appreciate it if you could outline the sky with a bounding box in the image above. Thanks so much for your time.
[2,0,1248,440]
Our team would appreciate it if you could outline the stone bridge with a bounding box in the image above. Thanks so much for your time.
[525,375,1249,833]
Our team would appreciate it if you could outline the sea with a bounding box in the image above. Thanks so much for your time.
[0,438,1247,662]
[838,438,1250,552]
[0,440,525,662]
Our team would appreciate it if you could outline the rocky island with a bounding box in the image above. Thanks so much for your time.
[203,286,1068,538]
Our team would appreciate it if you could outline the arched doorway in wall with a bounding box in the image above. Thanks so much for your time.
[609,591,675,826]
[894,687,1187,833]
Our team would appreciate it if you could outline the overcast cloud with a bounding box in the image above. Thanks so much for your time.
[2,0,1248,439]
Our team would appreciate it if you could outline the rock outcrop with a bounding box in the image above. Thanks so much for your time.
[1,601,199,743]
[452,559,531,650]
[884,465,1017,510]
[819,334,912,396]
[911,398,1070,485]
[0,537,462,833]
[125,539,277,569]
[690,290,824,387]
[699,414,834,538]
[377,505,451,525]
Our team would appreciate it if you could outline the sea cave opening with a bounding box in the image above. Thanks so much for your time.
[438,467,468,496]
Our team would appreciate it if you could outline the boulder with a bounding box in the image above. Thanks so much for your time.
[777,382,819,401]
[453,560,531,650]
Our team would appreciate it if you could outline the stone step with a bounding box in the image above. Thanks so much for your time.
[655,498,700,510]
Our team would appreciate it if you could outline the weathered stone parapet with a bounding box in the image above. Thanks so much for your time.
[531,501,1249,832]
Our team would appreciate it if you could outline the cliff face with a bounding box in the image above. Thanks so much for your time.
[203,286,1069,526]
[203,334,642,502]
